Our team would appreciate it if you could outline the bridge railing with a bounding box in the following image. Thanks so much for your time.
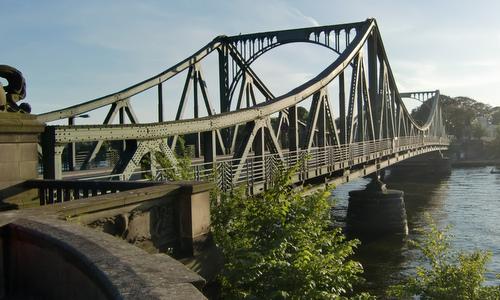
[23,180,161,205]
[78,135,448,193]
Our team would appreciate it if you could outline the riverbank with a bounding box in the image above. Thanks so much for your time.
[451,159,500,167]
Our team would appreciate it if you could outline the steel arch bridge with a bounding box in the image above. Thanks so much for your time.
[37,18,448,193]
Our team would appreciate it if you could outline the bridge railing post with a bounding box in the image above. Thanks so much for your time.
[342,144,348,162]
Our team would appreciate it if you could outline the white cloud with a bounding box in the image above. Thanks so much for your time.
[288,7,321,27]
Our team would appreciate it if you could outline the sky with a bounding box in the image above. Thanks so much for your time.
[2,0,500,124]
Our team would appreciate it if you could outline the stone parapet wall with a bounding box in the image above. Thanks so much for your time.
[49,181,213,257]
[0,213,206,299]
[0,180,213,299]
[0,197,205,299]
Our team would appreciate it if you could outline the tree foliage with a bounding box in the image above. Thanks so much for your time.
[211,165,372,299]
[157,138,193,180]
[491,108,500,125]
[470,122,487,140]
[143,137,194,180]
[387,214,500,300]
[297,106,309,122]
[486,127,500,158]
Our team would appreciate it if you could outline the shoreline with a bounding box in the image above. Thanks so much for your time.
[451,159,500,167]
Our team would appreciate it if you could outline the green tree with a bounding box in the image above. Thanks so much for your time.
[211,165,372,299]
[297,106,309,122]
[471,122,487,140]
[158,138,193,180]
[387,215,500,300]
[491,108,500,125]
[411,95,491,140]
[487,127,500,158]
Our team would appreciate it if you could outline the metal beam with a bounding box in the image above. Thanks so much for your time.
[347,54,361,143]
[232,119,263,183]
[158,82,163,122]
[305,90,323,150]
[264,118,284,160]
[359,62,375,141]
[324,91,340,146]
[67,117,76,171]
[203,131,217,164]
[289,105,299,151]
[339,71,346,144]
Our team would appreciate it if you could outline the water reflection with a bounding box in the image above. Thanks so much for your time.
[331,166,500,298]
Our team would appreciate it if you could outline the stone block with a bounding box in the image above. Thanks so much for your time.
[0,144,20,162]
[0,162,20,181]
[177,189,212,256]
[0,114,44,192]
[20,143,37,161]
[189,192,211,240]
[126,211,152,242]
[19,161,38,180]
[0,134,39,144]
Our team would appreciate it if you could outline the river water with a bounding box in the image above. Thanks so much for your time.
[331,166,500,298]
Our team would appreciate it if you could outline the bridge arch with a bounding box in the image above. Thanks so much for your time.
[223,25,362,107]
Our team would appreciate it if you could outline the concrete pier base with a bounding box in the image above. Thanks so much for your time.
[347,176,408,236]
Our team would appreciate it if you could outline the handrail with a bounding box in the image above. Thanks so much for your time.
[25,179,161,205]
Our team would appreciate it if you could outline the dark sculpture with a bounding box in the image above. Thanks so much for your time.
[0,65,31,113]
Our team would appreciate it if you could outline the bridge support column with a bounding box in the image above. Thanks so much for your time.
[347,174,408,236]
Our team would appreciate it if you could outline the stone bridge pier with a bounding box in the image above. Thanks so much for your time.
[346,151,450,237]
[346,173,408,237]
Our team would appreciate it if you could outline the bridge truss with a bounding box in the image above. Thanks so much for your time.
[37,19,448,192]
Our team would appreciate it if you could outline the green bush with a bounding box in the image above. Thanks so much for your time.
[387,214,500,299]
[211,165,372,299]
